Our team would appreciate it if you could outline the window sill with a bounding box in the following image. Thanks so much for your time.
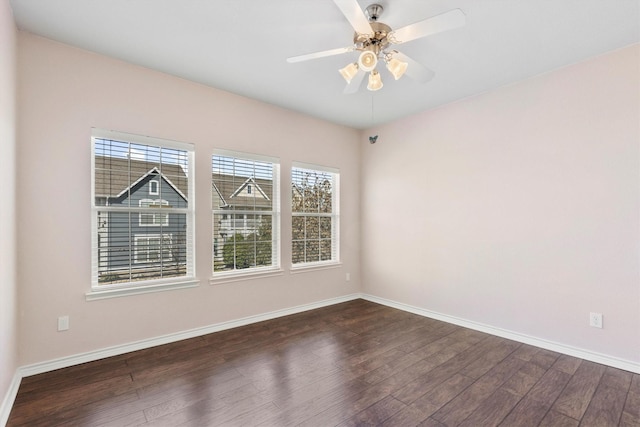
[86,278,200,301]
[290,262,342,274]
[210,268,285,285]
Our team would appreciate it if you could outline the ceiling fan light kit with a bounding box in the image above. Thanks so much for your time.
[287,0,466,94]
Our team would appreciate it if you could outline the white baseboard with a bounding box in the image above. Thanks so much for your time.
[361,293,640,374]
[0,372,21,427]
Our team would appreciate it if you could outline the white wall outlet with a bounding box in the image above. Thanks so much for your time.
[589,312,603,328]
[58,315,69,331]
[346,272,351,281]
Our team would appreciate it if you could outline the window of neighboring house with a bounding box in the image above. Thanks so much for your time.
[90,129,197,298]
[212,150,280,276]
[139,199,170,226]
[134,234,173,264]
[291,163,340,267]
[149,180,159,195]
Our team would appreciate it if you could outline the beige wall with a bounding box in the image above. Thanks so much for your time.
[16,32,361,365]
[361,44,640,363]
[0,0,18,412]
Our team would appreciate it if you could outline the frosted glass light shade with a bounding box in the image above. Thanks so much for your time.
[358,51,378,72]
[338,63,359,83]
[367,70,383,91]
[386,58,408,80]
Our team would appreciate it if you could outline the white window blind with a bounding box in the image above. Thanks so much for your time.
[91,130,195,289]
[212,151,280,274]
[291,164,339,266]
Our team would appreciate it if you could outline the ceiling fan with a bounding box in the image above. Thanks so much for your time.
[286,0,466,94]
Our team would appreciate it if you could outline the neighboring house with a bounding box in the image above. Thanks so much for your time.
[212,174,273,267]
[94,156,189,282]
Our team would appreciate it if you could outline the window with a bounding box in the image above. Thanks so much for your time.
[149,180,159,195]
[139,199,169,226]
[91,129,196,294]
[212,151,279,274]
[134,234,173,264]
[291,163,339,266]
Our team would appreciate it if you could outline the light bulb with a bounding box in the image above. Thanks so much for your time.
[358,51,378,72]
[367,70,383,91]
[386,58,408,80]
[338,63,359,83]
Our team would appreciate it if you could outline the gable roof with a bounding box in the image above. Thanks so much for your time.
[229,177,270,201]
[212,173,273,210]
[95,155,189,200]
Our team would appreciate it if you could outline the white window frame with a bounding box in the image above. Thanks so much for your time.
[149,179,159,195]
[139,199,170,227]
[133,234,173,264]
[88,129,198,300]
[291,162,340,270]
[211,149,282,282]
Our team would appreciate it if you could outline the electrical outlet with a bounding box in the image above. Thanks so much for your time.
[58,315,69,331]
[346,273,351,281]
[589,312,603,329]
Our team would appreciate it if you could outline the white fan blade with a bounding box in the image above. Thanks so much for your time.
[343,70,366,94]
[287,46,353,63]
[333,0,373,35]
[394,52,435,84]
[391,9,466,45]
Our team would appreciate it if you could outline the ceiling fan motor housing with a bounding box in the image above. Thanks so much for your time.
[353,21,392,55]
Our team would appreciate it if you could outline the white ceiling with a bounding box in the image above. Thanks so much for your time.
[9,0,640,129]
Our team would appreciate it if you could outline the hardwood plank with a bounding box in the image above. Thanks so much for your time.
[500,394,554,426]
[551,354,583,375]
[380,403,431,427]
[458,388,522,426]
[621,386,640,426]
[336,395,407,427]
[501,361,547,397]
[296,381,397,427]
[392,335,505,404]
[431,353,526,425]
[538,409,580,427]
[412,373,475,411]
[580,366,635,427]
[551,360,605,420]
[256,378,371,426]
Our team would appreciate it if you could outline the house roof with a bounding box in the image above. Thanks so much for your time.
[95,156,189,200]
[96,156,275,209]
[212,174,273,210]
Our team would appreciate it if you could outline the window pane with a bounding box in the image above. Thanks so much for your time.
[292,240,305,264]
[319,217,331,239]
[320,240,332,261]
[305,240,320,263]
[305,216,320,240]
[292,216,304,240]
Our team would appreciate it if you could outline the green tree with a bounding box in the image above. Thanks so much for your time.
[222,226,272,270]
[255,217,272,266]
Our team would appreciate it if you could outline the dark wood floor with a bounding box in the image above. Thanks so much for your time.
[7,299,640,426]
